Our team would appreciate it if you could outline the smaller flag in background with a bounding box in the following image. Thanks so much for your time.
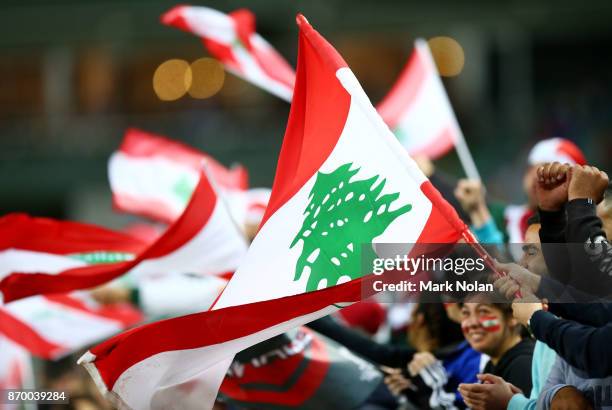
[377,39,462,159]
[163,5,296,101]
[110,128,248,224]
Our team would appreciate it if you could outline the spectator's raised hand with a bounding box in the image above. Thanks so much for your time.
[454,179,486,214]
[536,162,571,211]
[568,165,609,203]
[493,260,542,296]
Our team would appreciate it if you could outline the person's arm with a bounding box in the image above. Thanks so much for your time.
[564,166,611,296]
[536,356,569,410]
[547,302,612,327]
[307,316,415,367]
[530,309,612,378]
[507,393,536,410]
[565,199,612,297]
[538,208,573,286]
[535,163,573,284]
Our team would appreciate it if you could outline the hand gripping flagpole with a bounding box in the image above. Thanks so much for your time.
[460,229,522,299]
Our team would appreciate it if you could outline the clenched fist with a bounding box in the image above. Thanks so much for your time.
[568,165,609,203]
[535,162,571,211]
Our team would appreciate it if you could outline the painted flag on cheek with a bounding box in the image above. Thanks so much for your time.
[162,6,295,101]
[478,316,501,332]
[78,15,469,410]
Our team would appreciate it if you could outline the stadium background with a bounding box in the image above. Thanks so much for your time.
[1,0,611,227]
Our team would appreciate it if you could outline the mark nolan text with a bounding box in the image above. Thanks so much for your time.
[373,280,493,293]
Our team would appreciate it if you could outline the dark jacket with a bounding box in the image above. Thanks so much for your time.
[482,338,534,396]
[530,304,612,378]
[538,199,612,299]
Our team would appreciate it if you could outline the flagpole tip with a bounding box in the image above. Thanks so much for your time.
[296,14,309,27]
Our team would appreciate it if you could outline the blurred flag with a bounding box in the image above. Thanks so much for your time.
[0,335,32,410]
[0,293,142,360]
[110,128,248,224]
[377,40,461,159]
[79,15,468,410]
[0,170,248,303]
[378,40,481,179]
[162,6,295,101]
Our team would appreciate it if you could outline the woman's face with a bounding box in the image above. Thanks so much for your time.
[460,302,508,356]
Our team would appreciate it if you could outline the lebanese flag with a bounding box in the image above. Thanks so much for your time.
[0,169,248,303]
[162,5,295,102]
[110,128,248,224]
[79,15,469,410]
[0,293,142,360]
[377,39,462,159]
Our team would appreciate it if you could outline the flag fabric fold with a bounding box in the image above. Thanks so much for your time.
[0,169,247,303]
[79,14,468,410]
[162,5,295,101]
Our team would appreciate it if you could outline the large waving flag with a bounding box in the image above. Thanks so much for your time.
[0,293,142,360]
[110,128,248,224]
[162,6,295,101]
[0,170,248,303]
[79,15,469,410]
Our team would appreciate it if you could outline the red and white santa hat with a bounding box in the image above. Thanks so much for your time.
[528,137,586,166]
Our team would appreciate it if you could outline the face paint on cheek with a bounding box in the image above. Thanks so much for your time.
[479,316,501,332]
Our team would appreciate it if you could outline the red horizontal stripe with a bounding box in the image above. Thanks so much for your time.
[0,214,146,255]
[43,295,143,328]
[89,274,373,390]
[0,309,64,359]
[112,192,178,224]
[119,128,247,190]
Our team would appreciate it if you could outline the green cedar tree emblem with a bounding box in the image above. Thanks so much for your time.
[290,163,412,292]
[68,252,135,264]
